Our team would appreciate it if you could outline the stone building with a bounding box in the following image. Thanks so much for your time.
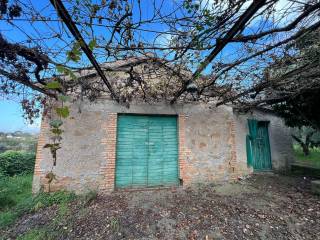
[32,58,294,193]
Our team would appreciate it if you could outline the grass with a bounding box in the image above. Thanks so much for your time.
[10,188,98,240]
[0,174,33,210]
[0,174,77,229]
[0,174,33,227]
[16,228,54,240]
[293,145,320,168]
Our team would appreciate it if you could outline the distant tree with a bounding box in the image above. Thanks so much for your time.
[273,88,320,130]
[0,143,7,153]
[0,132,37,153]
[272,29,320,130]
[292,127,320,156]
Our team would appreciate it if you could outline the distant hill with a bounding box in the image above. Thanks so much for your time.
[0,131,38,153]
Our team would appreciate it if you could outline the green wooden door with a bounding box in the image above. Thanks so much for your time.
[116,115,179,188]
[246,120,272,171]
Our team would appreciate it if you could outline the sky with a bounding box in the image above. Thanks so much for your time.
[0,0,296,133]
[0,99,40,133]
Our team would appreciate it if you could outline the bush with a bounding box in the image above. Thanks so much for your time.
[0,151,35,176]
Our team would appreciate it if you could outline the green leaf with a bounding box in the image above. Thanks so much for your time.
[56,65,65,73]
[67,70,77,80]
[50,119,63,128]
[51,128,64,135]
[46,81,61,90]
[56,106,70,118]
[67,50,81,62]
[66,41,82,62]
[88,38,97,51]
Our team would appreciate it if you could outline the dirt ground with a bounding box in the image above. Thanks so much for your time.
[3,173,320,240]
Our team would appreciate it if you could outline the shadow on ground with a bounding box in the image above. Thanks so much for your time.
[2,174,320,240]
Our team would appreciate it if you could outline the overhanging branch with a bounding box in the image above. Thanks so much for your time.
[170,0,267,104]
[50,0,119,102]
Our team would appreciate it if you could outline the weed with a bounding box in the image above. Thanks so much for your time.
[0,211,17,227]
[0,174,77,229]
[16,228,58,240]
[58,202,70,217]
[0,175,33,210]
[110,217,120,232]
[81,190,97,206]
[17,229,49,240]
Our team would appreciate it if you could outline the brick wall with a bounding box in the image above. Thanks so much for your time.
[178,114,188,185]
[32,118,49,193]
[99,113,117,191]
[227,119,238,180]
[33,100,293,193]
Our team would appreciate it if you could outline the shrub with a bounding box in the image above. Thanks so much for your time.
[0,151,35,176]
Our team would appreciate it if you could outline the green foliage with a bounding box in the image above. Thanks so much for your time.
[16,226,61,240]
[273,88,320,129]
[293,145,320,168]
[56,64,65,73]
[0,151,35,176]
[33,191,76,208]
[45,81,61,90]
[272,30,320,129]
[0,132,37,154]
[49,119,63,128]
[0,175,32,209]
[67,41,82,62]
[110,217,120,232]
[292,127,320,141]
[17,229,51,240]
[0,211,16,227]
[55,65,77,80]
[55,106,70,118]
[0,175,33,226]
[88,38,97,51]
[0,174,76,228]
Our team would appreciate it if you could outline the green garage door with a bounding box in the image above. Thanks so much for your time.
[115,114,179,188]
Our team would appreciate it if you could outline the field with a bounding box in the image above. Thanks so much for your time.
[293,145,320,168]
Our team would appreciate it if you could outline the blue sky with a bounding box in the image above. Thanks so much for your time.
[0,99,40,133]
[0,0,183,133]
[0,0,295,133]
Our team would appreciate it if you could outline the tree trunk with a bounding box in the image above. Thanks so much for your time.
[302,144,310,156]
[292,134,311,156]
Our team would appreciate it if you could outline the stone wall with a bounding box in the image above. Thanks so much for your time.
[33,100,293,193]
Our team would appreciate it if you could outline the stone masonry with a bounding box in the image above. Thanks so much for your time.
[32,100,294,193]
